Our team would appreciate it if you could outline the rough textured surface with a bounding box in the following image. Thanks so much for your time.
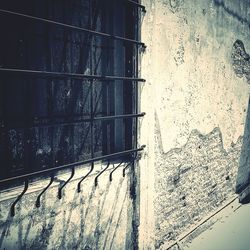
[139,0,250,249]
[232,40,250,83]
[237,97,250,193]
[1,1,250,249]
[154,116,242,249]
[0,164,136,249]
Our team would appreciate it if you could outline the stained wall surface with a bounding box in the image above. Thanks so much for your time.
[0,1,140,250]
[139,0,250,249]
[1,1,250,249]
[0,164,138,249]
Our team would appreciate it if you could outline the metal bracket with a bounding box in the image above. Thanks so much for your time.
[95,162,110,186]
[122,162,133,177]
[10,179,28,217]
[77,163,94,193]
[36,175,54,207]
[109,161,123,182]
[58,167,75,199]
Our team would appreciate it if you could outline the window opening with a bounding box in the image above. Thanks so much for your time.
[0,0,146,215]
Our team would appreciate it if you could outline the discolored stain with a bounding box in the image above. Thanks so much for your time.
[167,0,184,13]
[231,40,250,83]
[154,122,243,248]
[174,38,185,66]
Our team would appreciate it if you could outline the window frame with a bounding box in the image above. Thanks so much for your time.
[0,0,146,194]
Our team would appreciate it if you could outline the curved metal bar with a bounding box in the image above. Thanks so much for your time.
[58,168,75,199]
[123,156,138,177]
[77,163,94,193]
[10,180,29,217]
[0,145,146,185]
[122,162,133,177]
[109,161,124,182]
[95,162,110,187]
[35,175,54,208]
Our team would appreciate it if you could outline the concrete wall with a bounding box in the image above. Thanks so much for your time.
[0,163,138,249]
[139,0,250,249]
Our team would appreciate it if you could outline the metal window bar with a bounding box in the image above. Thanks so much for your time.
[89,0,95,196]
[0,145,146,184]
[0,1,146,216]
[0,9,146,48]
[2,113,146,130]
[0,68,146,82]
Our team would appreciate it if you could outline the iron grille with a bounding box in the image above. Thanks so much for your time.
[0,0,145,195]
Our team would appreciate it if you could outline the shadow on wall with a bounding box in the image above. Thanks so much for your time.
[0,172,133,249]
[213,0,250,30]
[236,97,250,194]
[232,39,250,197]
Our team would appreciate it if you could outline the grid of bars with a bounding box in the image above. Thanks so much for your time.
[0,0,146,189]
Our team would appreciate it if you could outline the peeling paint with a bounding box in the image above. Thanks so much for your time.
[140,0,250,248]
[165,0,185,13]
[154,116,242,248]
[232,40,250,83]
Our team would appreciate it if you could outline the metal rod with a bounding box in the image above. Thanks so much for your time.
[0,9,145,47]
[95,162,110,187]
[127,0,146,12]
[0,146,145,184]
[35,175,54,208]
[0,68,146,82]
[3,113,146,130]
[77,163,94,193]
[94,112,145,121]
[58,167,75,199]
[109,161,123,182]
[10,180,28,217]
[123,161,134,177]
[89,0,95,197]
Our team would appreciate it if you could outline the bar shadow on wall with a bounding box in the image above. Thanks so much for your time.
[0,172,130,249]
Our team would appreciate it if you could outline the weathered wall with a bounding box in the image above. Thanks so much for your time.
[0,163,137,249]
[2,1,250,249]
[139,0,250,249]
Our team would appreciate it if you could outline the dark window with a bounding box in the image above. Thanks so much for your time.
[0,0,145,181]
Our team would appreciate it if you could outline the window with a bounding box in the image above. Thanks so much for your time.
[0,0,145,183]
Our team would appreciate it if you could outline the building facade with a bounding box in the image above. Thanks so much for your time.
[1,0,250,249]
